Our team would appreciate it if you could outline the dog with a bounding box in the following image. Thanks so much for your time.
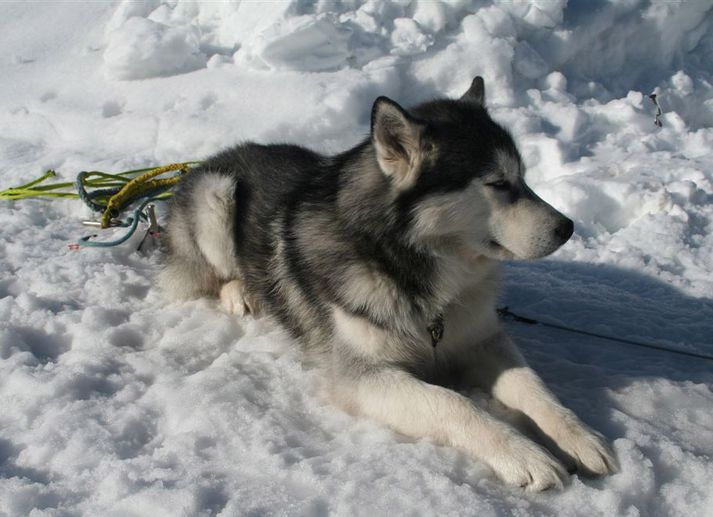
[159,77,618,490]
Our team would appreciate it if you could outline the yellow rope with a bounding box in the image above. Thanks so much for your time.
[100,163,190,228]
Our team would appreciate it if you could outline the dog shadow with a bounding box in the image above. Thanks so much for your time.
[500,259,713,381]
[492,259,713,473]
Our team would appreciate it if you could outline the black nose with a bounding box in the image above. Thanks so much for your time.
[554,218,574,242]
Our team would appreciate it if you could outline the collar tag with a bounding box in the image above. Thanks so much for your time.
[427,314,444,348]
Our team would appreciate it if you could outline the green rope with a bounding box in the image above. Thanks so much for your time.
[0,163,201,202]
[0,170,76,200]
[1,161,202,248]
[99,162,192,228]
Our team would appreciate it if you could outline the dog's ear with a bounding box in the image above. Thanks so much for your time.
[460,76,485,107]
[371,96,425,189]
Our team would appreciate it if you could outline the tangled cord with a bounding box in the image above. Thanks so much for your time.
[0,162,198,248]
[71,163,195,248]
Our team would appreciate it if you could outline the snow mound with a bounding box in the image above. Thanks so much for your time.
[2,0,713,515]
[244,16,353,71]
[104,17,206,80]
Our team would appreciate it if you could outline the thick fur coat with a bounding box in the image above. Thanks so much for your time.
[160,77,617,490]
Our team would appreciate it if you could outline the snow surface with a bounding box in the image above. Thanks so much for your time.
[1,1,713,515]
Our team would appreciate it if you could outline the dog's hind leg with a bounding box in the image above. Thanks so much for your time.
[161,172,243,303]
[220,279,261,316]
[159,254,222,299]
[467,331,619,477]
[190,174,254,314]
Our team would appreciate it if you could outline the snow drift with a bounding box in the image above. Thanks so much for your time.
[1,1,712,515]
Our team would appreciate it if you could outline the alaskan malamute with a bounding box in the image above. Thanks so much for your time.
[160,77,617,490]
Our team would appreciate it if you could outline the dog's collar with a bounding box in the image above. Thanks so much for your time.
[427,314,444,348]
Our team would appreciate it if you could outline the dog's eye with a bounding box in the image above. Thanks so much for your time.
[487,180,510,190]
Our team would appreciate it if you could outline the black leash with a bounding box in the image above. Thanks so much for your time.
[497,306,713,363]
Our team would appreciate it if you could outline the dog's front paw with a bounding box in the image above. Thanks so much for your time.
[552,416,618,476]
[488,433,568,491]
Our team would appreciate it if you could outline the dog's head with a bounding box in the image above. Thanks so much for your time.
[371,77,573,260]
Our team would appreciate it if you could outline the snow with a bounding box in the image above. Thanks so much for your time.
[104,17,206,80]
[1,0,713,515]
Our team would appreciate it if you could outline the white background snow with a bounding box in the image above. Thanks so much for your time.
[1,1,713,515]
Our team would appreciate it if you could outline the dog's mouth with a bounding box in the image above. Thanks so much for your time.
[486,238,516,260]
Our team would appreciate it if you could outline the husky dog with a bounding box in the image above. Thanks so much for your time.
[160,77,618,490]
